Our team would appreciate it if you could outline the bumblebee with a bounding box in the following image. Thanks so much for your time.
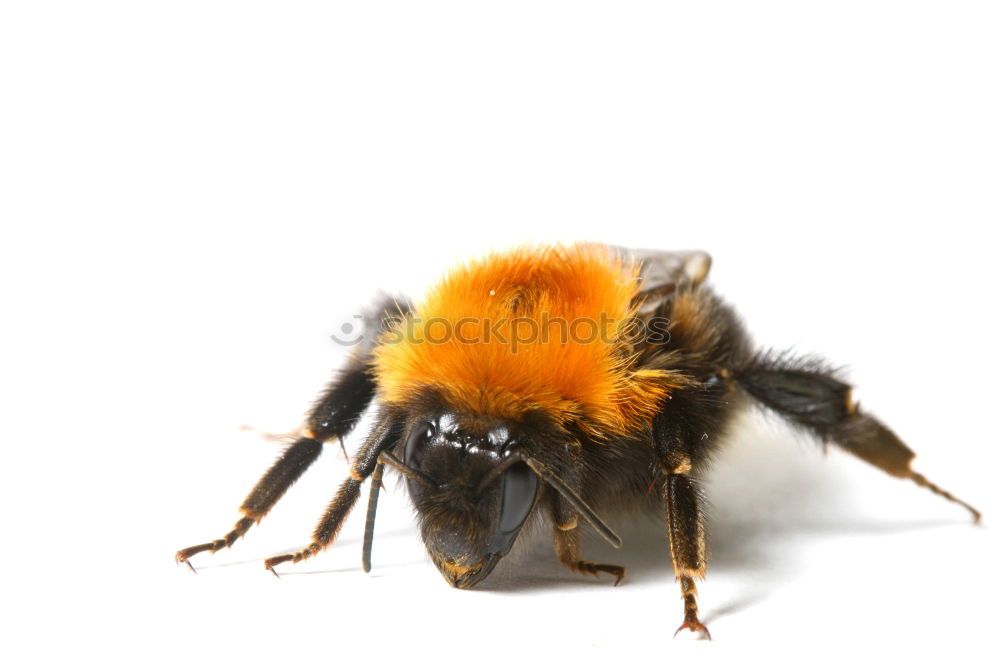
[176,244,980,638]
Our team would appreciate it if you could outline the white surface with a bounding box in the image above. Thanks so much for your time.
[2,2,998,664]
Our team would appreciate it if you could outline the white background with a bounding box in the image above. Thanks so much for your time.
[2,2,998,664]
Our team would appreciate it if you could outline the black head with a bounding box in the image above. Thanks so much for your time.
[402,413,540,589]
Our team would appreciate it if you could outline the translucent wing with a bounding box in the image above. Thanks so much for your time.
[612,247,713,314]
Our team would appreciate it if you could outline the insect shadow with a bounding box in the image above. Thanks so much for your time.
[475,414,960,624]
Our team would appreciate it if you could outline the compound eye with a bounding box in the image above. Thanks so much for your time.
[404,422,435,469]
[496,461,538,541]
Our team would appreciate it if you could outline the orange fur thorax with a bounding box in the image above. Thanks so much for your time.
[373,245,680,437]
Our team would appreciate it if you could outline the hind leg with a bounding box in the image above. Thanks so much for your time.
[834,411,980,522]
[735,357,981,522]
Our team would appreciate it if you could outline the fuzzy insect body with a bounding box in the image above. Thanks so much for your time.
[176,243,980,639]
[374,245,687,437]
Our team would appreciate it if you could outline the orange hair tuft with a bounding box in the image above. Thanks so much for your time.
[372,244,685,438]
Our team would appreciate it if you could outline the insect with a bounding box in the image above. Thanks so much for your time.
[176,244,980,638]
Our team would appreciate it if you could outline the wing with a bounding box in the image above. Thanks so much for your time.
[612,247,713,314]
[630,248,712,289]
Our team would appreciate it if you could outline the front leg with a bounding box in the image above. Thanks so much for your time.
[265,414,404,574]
[553,521,625,585]
[548,448,625,585]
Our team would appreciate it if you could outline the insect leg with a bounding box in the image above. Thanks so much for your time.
[264,415,404,574]
[174,298,404,570]
[734,354,981,522]
[553,524,626,584]
[175,363,375,569]
[653,390,717,640]
[549,449,625,584]
[175,436,324,570]
[663,473,710,639]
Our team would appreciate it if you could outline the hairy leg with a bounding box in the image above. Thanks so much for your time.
[264,416,404,574]
[175,298,406,569]
[734,354,980,522]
